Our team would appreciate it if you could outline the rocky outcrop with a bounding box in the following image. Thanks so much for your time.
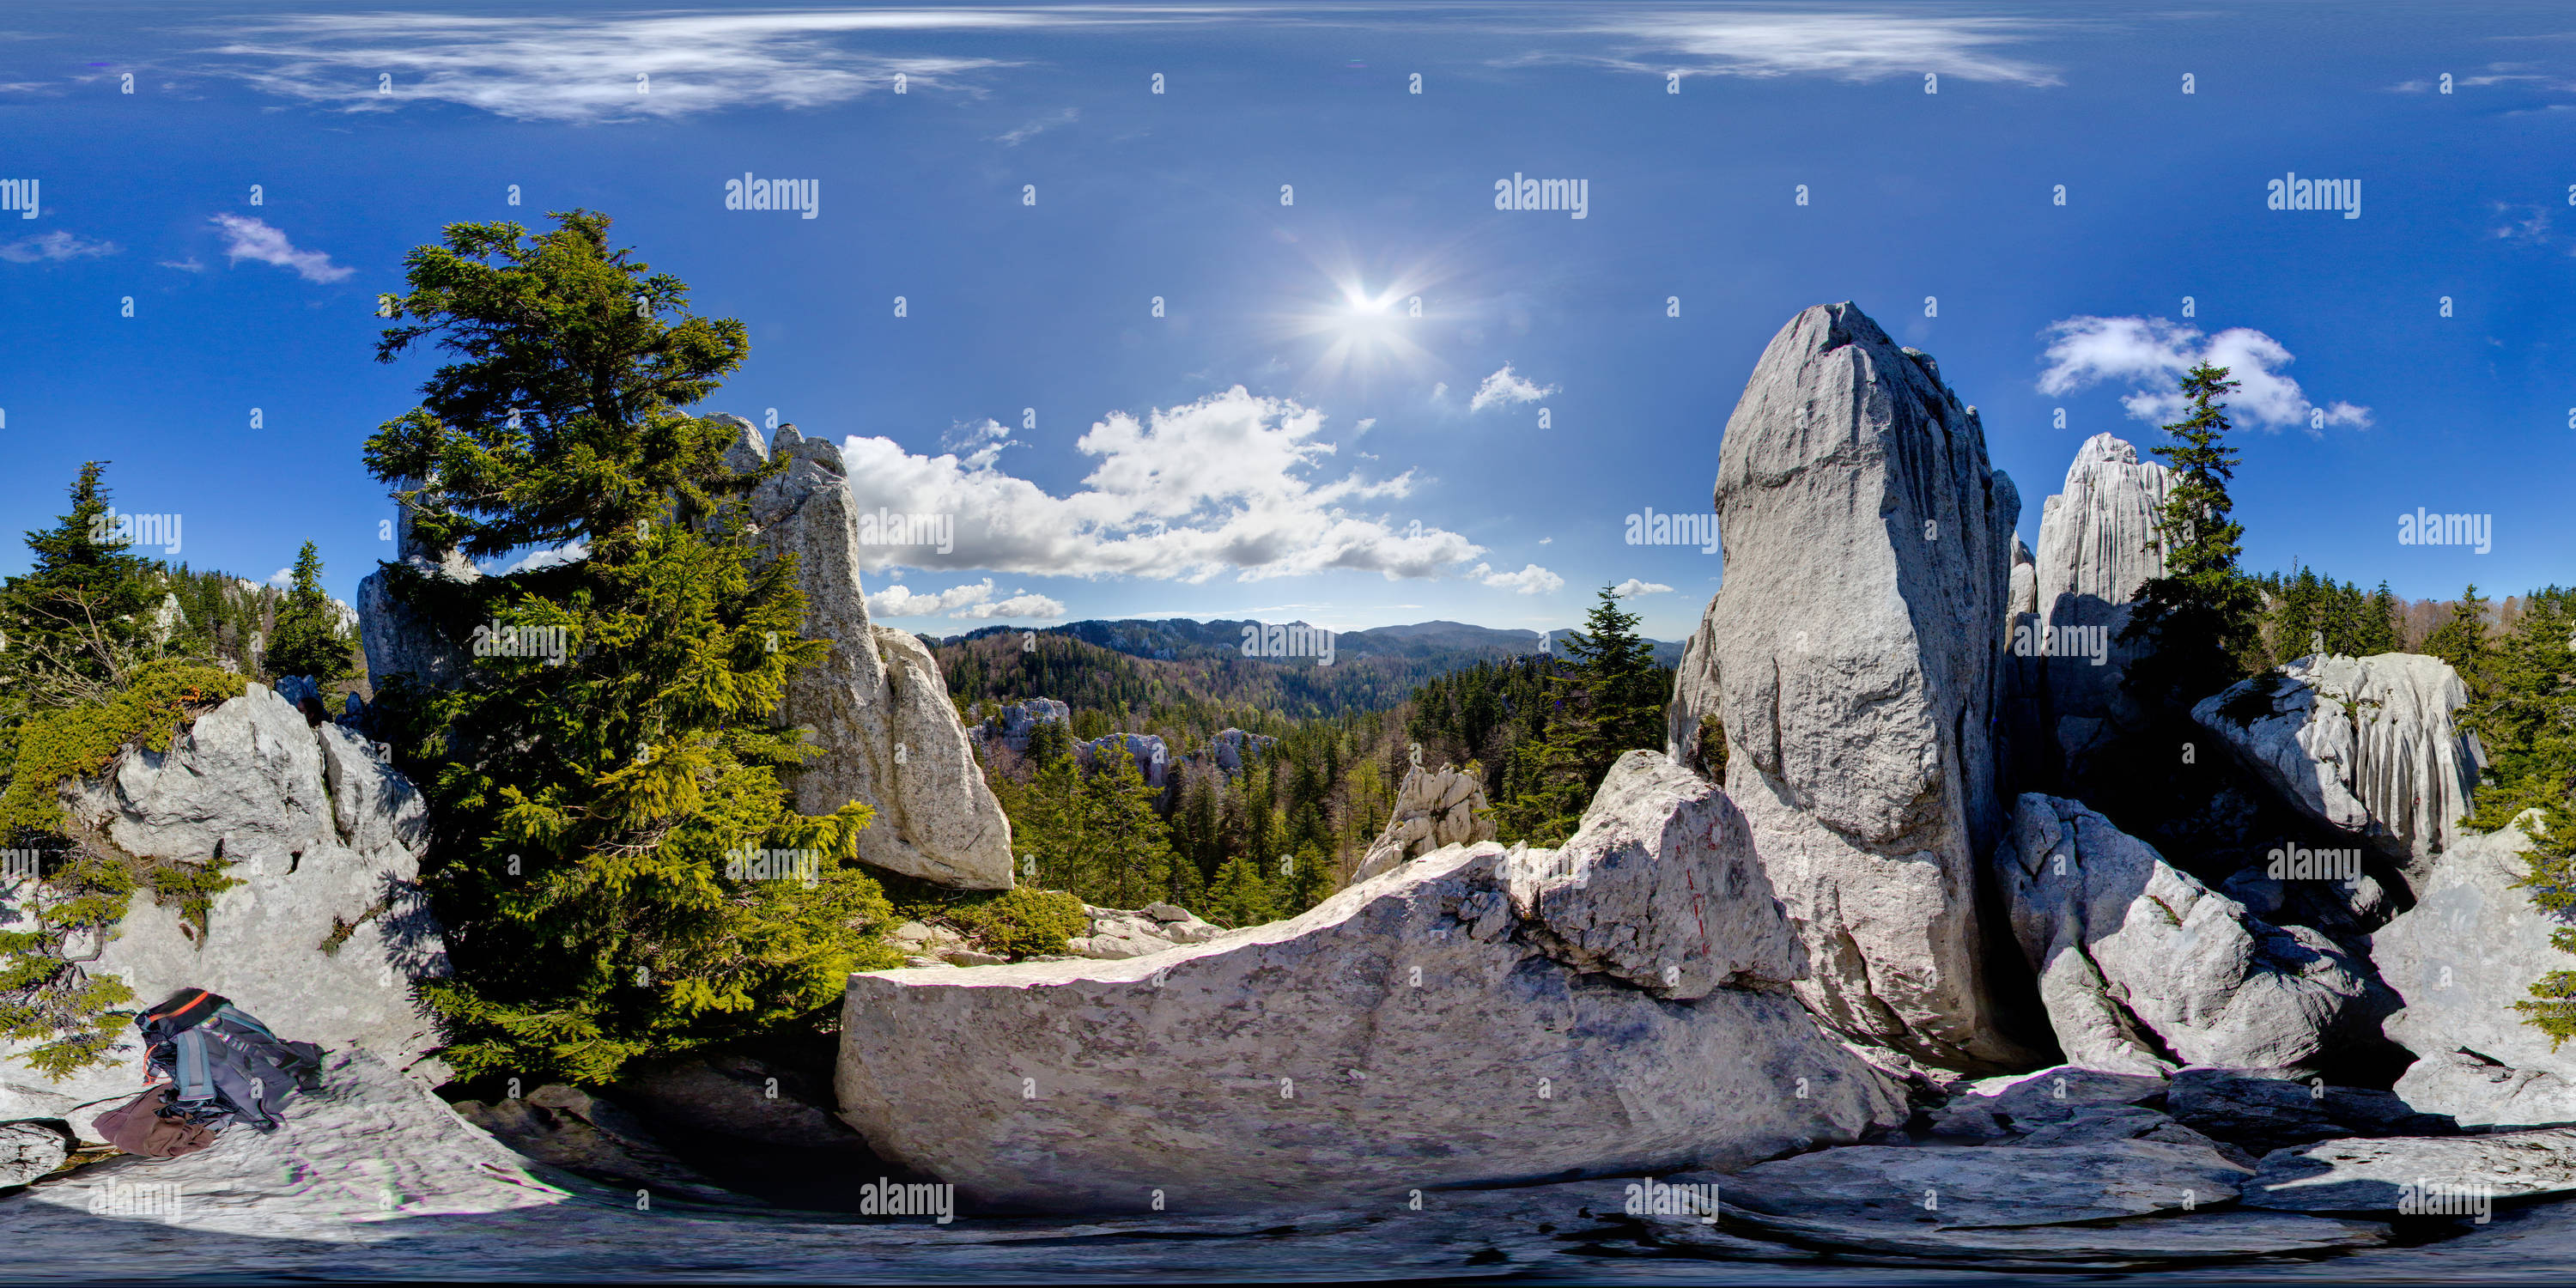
[2166,1067,2455,1154]
[720,417,1013,890]
[974,697,1069,753]
[1078,732,1170,788]
[2010,433,2171,772]
[1690,301,2026,1071]
[0,684,447,1133]
[0,1120,71,1188]
[1722,1138,2253,1228]
[2372,817,2576,1124]
[1352,763,1497,882]
[355,475,483,691]
[2242,1128,2576,1212]
[1662,599,1722,776]
[1066,903,1224,960]
[1207,727,1275,776]
[2194,653,2482,883]
[1996,793,2379,1075]
[834,751,1905,1212]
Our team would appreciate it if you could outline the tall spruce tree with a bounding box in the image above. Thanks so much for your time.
[264,542,353,685]
[2121,364,2264,709]
[366,211,890,1083]
[1495,587,1668,842]
[1,462,158,707]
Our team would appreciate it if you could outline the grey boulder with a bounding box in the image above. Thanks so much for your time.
[1352,762,1498,883]
[2008,433,2171,774]
[1719,1138,2251,1229]
[2194,653,2482,884]
[2372,817,2576,1123]
[835,754,1905,1212]
[2241,1128,2576,1212]
[1996,793,2379,1075]
[1,684,448,1133]
[0,1120,71,1187]
[1078,732,1170,789]
[1694,302,2027,1071]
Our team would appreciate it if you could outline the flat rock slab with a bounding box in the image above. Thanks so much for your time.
[2244,1129,2576,1212]
[1717,1205,2388,1261]
[1722,1139,2250,1230]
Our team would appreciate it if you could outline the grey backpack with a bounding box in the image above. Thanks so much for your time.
[138,988,326,1132]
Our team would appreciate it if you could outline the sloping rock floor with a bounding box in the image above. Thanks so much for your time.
[4,1051,2573,1282]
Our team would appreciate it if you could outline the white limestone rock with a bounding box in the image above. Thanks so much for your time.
[1078,732,1170,788]
[2372,817,2576,1122]
[0,686,447,1136]
[2013,433,2171,770]
[835,822,1905,1211]
[1663,598,1722,777]
[2193,653,2482,881]
[1996,793,2378,1075]
[1505,750,1801,999]
[1694,301,2026,1070]
[1352,763,1497,882]
[2241,1128,2576,1212]
[720,416,1013,890]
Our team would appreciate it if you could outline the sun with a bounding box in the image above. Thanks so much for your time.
[1278,273,1437,389]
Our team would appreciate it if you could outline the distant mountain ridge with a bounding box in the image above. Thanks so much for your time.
[939,617,1686,668]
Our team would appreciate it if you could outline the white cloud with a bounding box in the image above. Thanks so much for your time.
[2036,315,2370,435]
[211,214,352,283]
[266,567,294,588]
[865,578,1064,620]
[1474,562,1565,595]
[1430,381,1449,401]
[1469,363,1557,411]
[0,230,119,263]
[489,541,587,575]
[160,256,205,272]
[993,106,1077,145]
[197,11,1035,124]
[1511,11,2062,87]
[1609,578,1674,598]
[837,386,1489,584]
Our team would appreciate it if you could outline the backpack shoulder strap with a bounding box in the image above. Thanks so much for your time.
[210,1005,278,1042]
[170,1029,218,1105]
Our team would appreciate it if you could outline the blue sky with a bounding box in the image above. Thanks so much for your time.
[3,2,2571,641]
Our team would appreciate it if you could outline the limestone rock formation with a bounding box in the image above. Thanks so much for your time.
[720,417,1013,890]
[450,1083,750,1204]
[2241,1129,2576,1212]
[1207,727,1276,776]
[1352,762,1497,883]
[834,752,1905,1212]
[1689,301,2026,1070]
[2195,653,2483,884]
[1504,751,1800,998]
[2011,433,2172,772]
[0,684,447,1133]
[1662,599,1722,776]
[1996,793,2379,1075]
[1078,732,1170,789]
[355,475,483,691]
[1721,1138,2253,1229]
[1065,903,1224,960]
[0,1120,70,1188]
[2372,817,2576,1123]
[974,697,1069,753]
